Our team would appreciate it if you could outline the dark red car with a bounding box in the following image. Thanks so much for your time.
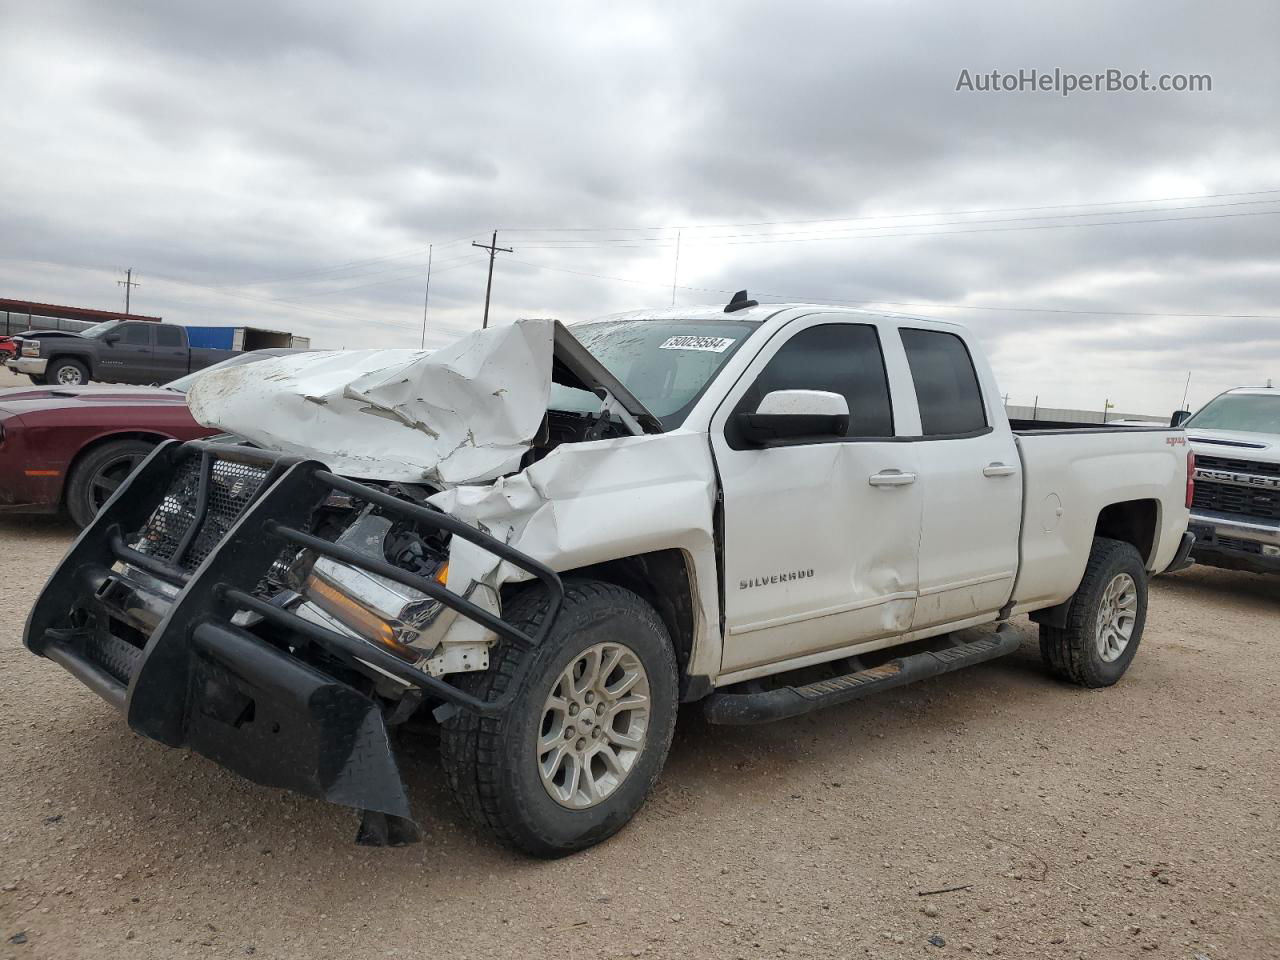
[0,349,298,527]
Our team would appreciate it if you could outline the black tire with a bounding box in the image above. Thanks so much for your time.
[1039,536,1148,688]
[48,357,89,386]
[65,438,155,528]
[440,578,679,857]
[28,374,48,385]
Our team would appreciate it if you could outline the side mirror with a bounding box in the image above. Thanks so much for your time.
[104,334,121,345]
[1170,410,1191,427]
[734,389,850,446]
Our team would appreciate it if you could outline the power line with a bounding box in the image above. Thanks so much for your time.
[690,207,1280,247]
[281,252,484,298]
[499,186,1280,234]
[506,256,1280,321]
[511,196,1280,248]
[222,234,476,288]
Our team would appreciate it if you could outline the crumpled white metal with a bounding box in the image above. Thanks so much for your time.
[186,319,555,485]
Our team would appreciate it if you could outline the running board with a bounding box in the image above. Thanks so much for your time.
[703,623,1024,725]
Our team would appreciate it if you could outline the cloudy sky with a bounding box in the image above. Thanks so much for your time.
[3,0,1279,414]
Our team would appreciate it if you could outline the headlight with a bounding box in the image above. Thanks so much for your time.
[21,340,39,357]
[302,561,449,663]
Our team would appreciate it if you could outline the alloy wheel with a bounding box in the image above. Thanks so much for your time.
[1095,572,1138,663]
[537,641,651,809]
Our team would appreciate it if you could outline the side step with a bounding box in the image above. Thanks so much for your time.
[703,623,1024,725]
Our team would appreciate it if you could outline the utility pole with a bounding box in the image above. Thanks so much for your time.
[419,244,433,349]
[117,268,139,314]
[671,230,681,306]
[472,230,513,329]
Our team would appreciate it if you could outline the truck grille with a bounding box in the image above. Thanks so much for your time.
[132,456,270,570]
[1192,481,1280,521]
[1195,454,1280,478]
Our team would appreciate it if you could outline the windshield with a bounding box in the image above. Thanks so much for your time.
[79,319,122,338]
[552,319,759,427]
[165,349,301,393]
[1184,392,1280,434]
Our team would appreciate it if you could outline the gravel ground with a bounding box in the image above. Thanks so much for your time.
[1,517,1276,960]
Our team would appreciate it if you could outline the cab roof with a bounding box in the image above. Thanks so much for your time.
[585,300,966,329]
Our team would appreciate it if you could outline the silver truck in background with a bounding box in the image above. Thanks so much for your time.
[1175,385,1280,574]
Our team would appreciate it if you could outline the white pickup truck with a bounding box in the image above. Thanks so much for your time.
[24,293,1194,856]
[1173,385,1280,574]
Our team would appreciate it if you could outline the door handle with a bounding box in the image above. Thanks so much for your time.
[868,470,917,487]
[983,462,1018,478]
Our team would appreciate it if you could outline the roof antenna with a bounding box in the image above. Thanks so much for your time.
[724,289,758,313]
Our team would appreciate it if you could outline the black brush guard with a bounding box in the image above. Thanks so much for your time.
[23,439,563,844]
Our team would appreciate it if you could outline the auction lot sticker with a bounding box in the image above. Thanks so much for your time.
[659,335,735,353]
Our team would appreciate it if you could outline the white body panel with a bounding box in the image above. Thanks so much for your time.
[215,305,1192,689]
[709,312,923,672]
[1009,431,1189,612]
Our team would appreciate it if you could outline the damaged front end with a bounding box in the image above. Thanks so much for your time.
[23,438,564,844]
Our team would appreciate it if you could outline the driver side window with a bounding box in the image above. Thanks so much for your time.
[120,323,152,346]
[732,323,894,440]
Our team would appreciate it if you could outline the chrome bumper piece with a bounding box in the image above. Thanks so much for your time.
[6,357,47,375]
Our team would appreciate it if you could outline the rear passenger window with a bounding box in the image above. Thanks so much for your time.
[900,328,988,436]
[736,323,894,439]
[120,323,151,345]
[155,325,182,347]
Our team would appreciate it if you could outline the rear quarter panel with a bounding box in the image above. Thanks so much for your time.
[1011,430,1189,612]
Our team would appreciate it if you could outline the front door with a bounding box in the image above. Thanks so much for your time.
[710,315,923,676]
[101,322,155,384]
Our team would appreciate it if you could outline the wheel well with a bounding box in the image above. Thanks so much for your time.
[1094,498,1158,566]
[62,432,168,505]
[46,354,89,372]
[559,549,700,696]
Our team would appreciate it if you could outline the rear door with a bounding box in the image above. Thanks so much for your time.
[100,322,155,383]
[710,314,923,676]
[896,325,1022,629]
[151,324,189,381]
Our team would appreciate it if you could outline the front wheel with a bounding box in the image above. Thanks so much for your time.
[48,358,89,386]
[65,438,155,528]
[1039,536,1148,688]
[440,579,679,857]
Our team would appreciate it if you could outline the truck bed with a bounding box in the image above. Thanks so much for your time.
[1010,419,1171,433]
[1010,425,1189,613]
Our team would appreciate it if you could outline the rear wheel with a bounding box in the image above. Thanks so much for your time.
[48,358,89,386]
[65,438,155,528]
[1039,537,1148,687]
[440,579,679,857]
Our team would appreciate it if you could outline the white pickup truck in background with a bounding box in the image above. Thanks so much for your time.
[1174,385,1280,574]
[24,293,1195,856]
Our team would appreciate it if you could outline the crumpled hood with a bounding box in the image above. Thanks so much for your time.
[188,319,557,485]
